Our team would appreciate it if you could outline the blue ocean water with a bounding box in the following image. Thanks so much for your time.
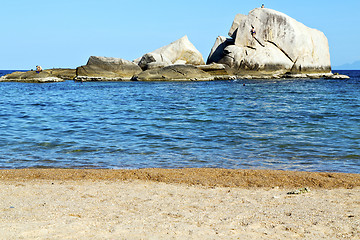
[0,70,359,173]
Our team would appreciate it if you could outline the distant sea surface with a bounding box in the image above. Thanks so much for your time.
[0,70,359,173]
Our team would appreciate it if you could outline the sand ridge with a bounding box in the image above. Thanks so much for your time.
[0,168,359,189]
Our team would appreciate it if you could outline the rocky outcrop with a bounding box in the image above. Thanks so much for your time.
[132,65,212,81]
[2,8,344,83]
[207,36,234,64]
[196,63,233,80]
[0,69,76,83]
[135,36,205,70]
[325,73,350,79]
[75,56,142,81]
[208,8,332,76]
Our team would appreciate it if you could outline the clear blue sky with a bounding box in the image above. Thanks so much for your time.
[1,0,359,69]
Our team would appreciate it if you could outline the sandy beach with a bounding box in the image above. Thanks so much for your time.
[1,168,359,239]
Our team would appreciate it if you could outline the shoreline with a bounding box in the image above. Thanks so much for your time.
[1,168,359,189]
[1,168,359,239]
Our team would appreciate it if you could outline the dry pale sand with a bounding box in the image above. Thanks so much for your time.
[0,168,359,239]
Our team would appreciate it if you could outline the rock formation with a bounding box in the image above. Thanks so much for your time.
[207,36,234,64]
[196,63,233,80]
[132,65,212,81]
[75,56,142,81]
[2,7,348,82]
[0,69,76,83]
[208,8,332,76]
[135,36,205,70]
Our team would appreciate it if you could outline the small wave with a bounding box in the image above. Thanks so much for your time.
[0,78,359,173]
[67,149,99,153]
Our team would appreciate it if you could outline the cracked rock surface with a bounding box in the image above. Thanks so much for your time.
[208,8,331,75]
[132,64,212,81]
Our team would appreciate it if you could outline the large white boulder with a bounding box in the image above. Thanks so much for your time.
[135,35,205,70]
[228,13,246,38]
[209,8,331,74]
[219,43,293,72]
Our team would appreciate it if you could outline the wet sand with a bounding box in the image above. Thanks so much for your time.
[1,168,359,239]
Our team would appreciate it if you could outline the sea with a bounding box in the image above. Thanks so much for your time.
[0,70,359,173]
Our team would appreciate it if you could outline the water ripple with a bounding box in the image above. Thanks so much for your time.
[0,73,359,172]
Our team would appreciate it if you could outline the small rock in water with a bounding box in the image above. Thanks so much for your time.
[326,74,350,79]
